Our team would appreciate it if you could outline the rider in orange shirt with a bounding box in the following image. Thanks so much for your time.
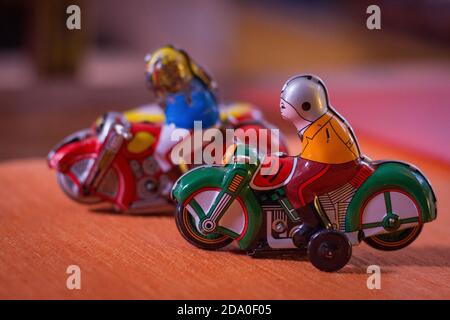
[279,74,362,247]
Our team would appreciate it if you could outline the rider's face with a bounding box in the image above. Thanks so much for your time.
[280,98,310,132]
[280,98,298,121]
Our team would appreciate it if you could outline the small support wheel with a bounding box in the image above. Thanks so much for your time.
[307,230,352,272]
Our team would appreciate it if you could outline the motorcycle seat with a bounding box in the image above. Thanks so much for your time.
[250,155,297,191]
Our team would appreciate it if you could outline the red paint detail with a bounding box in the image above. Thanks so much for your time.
[350,164,374,188]
[65,170,82,189]
[298,164,331,207]
[108,156,135,209]
[252,156,295,189]
[49,137,98,172]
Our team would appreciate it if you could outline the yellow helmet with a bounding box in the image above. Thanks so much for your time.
[145,45,217,98]
[145,46,193,97]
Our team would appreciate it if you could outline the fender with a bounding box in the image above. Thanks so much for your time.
[172,164,263,250]
[49,136,135,210]
[171,165,227,203]
[48,137,98,172]
[345,161,437,232]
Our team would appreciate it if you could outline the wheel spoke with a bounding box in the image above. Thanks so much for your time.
[188,198,206,219]
[383,191,393,214]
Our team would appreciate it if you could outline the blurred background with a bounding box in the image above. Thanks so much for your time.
[0,0,449,163]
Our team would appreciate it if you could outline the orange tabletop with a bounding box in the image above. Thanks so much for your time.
[0,135,449,299]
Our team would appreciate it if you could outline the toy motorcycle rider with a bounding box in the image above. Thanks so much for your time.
[145,45,219,174]
[279,74,362,247]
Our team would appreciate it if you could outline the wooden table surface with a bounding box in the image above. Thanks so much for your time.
[1,136,449,300]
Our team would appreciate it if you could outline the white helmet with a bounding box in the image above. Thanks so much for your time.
[280,74,329,123]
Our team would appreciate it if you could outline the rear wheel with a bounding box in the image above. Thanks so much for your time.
[175,203,233,250]
[364,225,422,251]
[361,188,423,251]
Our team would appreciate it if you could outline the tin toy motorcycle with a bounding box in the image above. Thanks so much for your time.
[48,104,285,213]
[171,142,437,272]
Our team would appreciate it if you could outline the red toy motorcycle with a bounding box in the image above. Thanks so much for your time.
[48,104,285,213]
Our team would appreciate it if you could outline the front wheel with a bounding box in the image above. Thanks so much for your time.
[56,156,101,204]
[175,203,233,250]
[364,225,423,251]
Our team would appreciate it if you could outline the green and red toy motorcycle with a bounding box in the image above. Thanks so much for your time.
[171,74,437,272]
[171,143,436,272]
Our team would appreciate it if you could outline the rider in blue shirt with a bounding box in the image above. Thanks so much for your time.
[145,45,219,172]
[164,77,219,130]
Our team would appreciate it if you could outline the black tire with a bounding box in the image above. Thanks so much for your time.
[364,225,423,251]
[307,230,352,272]
[175,203,233,250]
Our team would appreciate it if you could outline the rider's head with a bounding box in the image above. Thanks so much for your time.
[145,45,193,98]
[280,74,329,132]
